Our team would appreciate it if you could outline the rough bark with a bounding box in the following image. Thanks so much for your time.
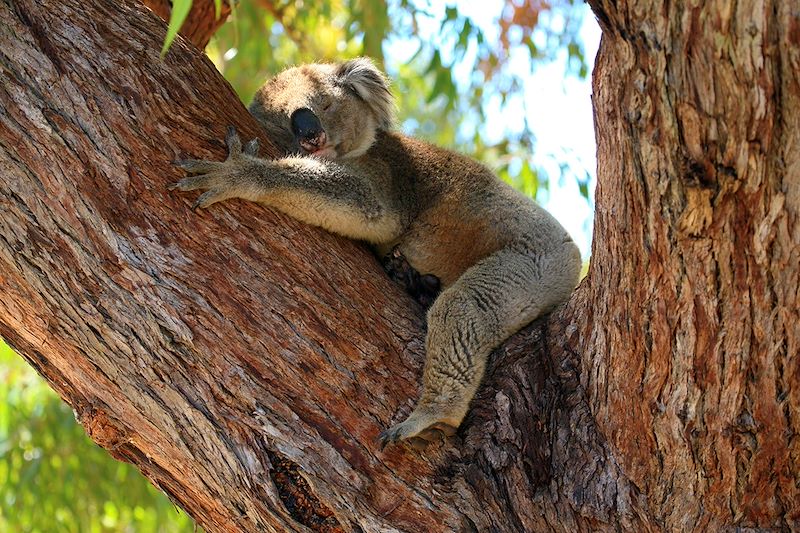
[585,1,800,529]
[142,0,230,49]
[0,0,796,532]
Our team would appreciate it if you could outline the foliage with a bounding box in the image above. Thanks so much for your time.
[206,0,382,104]
[162,0,223,55]
[162,0,193,56]
[0,339,197,532]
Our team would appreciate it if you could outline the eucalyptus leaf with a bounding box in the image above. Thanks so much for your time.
[160,0,193,57]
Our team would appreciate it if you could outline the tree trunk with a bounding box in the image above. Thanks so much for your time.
[0,0,796,532]
[585,1,800,529]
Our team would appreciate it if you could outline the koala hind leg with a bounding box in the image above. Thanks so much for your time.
[379,241,580,449]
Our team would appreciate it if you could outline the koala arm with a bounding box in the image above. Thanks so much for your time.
[172,128,405,244]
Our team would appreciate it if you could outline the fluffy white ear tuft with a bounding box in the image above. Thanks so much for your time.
[335,57,396,130]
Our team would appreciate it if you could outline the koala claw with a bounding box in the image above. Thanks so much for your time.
[224,126,242,156]
[192,189,225,210]
[173,158,224,175]
[169,172,214,192]
[243,138,260,156]
[172,127,260,208]
[378,414,458,450]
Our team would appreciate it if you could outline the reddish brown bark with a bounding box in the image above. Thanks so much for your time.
[0,0,566,530]
[0,0,797,531]
[585,0,800,529]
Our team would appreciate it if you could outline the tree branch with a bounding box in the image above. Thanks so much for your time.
[141,0,231,49]
[1,0,622,530]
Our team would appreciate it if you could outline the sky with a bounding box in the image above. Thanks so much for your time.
[386,1,601,259]
[527,10,600,259]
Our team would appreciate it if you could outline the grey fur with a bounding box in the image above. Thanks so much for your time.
[335,58,395,129]
[172,59,582,450]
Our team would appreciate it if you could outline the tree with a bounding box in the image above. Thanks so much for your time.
[0,0,797,531]
[141,0,231,49]
[0,342,196,531]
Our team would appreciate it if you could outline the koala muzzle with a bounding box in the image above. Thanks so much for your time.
[291,108,328,153]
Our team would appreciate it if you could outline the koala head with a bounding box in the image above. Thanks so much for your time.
[249,58,395,160]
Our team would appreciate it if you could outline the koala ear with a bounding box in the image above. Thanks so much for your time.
[335,57,395,130]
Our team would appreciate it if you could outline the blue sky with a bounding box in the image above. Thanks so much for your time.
[526,9,599,258]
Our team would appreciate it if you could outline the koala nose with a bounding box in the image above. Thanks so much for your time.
[290,108,327,151]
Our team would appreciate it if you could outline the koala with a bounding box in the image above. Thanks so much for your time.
[172,58,582,450]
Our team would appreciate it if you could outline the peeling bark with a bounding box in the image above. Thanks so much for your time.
[0,0,797,531]
[586,0,800,529]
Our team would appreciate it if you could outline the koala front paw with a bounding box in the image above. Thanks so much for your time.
[170,127,260,209]
[378,409,459,451]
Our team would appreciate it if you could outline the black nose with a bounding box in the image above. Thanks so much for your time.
[290,108,323,142]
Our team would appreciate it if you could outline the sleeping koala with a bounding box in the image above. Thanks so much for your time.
[172,58,581,450]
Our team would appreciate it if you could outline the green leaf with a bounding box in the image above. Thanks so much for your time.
[427,67,453,104]
[578,179,590,200]
[458,19,472,49]
[160,0,193,58]
[424,50,441,75]
[519,159,539,199]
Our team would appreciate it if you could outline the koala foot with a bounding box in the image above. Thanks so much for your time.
[382,246,441,309]
[170,127,260,209]
[378,409,459,451]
